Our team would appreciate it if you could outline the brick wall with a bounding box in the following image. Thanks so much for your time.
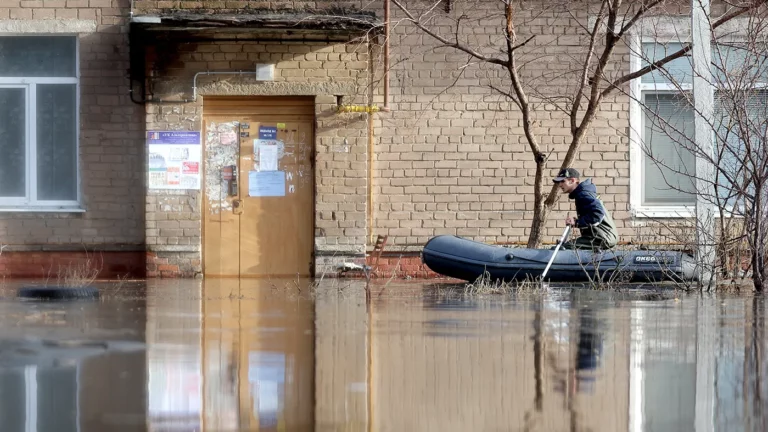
[0,250,145,279]
[35,0,715,279]
[0,0,709,279]
[133,0,640,250]
[125,0,664,277]
[146,251,200,278]
[369,2,634,249]
[0,1,145,278]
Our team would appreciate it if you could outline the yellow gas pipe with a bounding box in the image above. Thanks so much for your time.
[337,104,384,245]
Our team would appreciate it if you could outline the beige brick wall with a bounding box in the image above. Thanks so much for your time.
[0,3,145,251]
[371,2,635,248]
[135,0,716,276]
[0,0,707,277]
[134,0,643,249]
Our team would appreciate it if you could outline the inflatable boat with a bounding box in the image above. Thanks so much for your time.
[421,235,698,283]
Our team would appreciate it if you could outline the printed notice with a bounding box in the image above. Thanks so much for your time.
[248,171,285,197]
[147,131,201,190]
[259,145,278,171]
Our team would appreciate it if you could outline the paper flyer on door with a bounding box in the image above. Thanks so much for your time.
[147,131,202,190]
[248,171,285,197]
[258,145,279,171]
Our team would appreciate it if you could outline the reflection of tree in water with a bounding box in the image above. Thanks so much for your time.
[746,295,766,429]
[522,303,546,432]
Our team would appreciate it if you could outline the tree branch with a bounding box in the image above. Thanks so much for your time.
[616,0,664,37]
[512,35,536,51]
[489,84,523,110]
[602,0,768,97]
[570,0,607,135]
[575,0,622,143]
[391,0,508,66]
[503,0,542,160]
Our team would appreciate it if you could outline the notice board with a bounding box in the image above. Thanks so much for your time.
[147,131,202,190]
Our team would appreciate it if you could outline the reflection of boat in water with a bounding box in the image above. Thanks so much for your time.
[421,235,698,283]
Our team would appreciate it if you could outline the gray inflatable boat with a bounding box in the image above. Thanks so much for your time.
[421,235,698,283]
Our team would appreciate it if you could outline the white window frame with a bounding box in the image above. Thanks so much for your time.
[629,31,765,219]
[629,34,697,218]
[0,34,83,212]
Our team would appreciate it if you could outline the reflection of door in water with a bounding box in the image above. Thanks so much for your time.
[201,279,315,430]
[202,97,315,277]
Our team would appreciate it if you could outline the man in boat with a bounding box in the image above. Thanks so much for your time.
[552,168,618,250]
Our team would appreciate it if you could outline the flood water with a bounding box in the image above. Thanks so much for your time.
[0,278,765,432]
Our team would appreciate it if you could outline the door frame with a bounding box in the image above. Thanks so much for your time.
[200,95,317,278]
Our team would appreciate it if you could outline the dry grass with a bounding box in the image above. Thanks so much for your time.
[53,258,100,288]
[461,271,545,296]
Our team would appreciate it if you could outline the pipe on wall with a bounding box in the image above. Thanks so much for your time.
[336,0,393,246]
[368,36,376,246]
[383,0,390,111]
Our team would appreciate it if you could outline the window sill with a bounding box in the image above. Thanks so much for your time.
[631,206,695,218]
[0,207,85,213]
[632,206,744,219]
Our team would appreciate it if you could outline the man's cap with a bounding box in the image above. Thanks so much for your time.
[553,168,580,182]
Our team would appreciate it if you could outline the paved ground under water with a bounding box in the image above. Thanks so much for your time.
[0,278,765,432]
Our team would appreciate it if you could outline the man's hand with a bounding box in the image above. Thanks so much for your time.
[565,216,575,227]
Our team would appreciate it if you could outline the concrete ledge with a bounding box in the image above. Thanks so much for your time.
[147,245,200,252]
[315,244,366,256]
[199,81,358,97]
[0,19,98,34]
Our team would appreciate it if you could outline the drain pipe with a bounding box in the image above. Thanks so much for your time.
[383,0,390,111]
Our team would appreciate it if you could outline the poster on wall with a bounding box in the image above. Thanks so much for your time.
[147,131,202,190]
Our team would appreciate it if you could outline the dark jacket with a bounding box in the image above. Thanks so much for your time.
[568,179,618,248]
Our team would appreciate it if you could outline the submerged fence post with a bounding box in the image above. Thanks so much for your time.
[691,0,716,287]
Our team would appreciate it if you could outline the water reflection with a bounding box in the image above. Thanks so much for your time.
[0,281,765,431]
[147,279,316,431]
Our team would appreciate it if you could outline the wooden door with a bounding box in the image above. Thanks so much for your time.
[203,97,315,277]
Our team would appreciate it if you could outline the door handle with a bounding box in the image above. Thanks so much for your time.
[232,199,243,215]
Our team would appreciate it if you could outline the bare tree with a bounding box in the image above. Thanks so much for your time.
[387,0,767,248]
[633,8,768,290]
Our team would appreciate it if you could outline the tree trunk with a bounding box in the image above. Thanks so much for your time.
[751,182,765,292]
[527,158,547,248]
[752,236,763,292]
[752,206,765,292]
[528,130,587,248]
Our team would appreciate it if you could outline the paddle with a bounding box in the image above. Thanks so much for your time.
[541,224,572,283]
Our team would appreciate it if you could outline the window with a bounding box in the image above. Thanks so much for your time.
[630,40,768,217]
[641,92,696,206]
[0,36,80,210]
